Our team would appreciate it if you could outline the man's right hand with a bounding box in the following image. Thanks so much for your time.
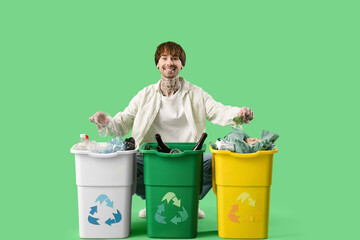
[89,112,109,127]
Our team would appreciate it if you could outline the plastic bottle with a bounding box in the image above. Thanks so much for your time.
[191,133,208,150]
[94,112,111,137]
[75,134,90,150]
[155,134,171,153]
[100,136,126,154]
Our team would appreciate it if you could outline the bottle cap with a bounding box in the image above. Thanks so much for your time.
[80,134,89,140]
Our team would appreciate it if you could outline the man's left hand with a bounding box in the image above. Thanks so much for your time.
[238,107,254,124]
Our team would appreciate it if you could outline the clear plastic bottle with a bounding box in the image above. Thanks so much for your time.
[94,112,111,137]
[74,134,90,150]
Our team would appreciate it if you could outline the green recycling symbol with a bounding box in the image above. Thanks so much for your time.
[155,192,189,225]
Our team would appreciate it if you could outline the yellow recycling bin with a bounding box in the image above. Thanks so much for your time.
[210,145,278,239]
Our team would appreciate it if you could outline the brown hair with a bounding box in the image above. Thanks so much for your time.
[154,41,186,67]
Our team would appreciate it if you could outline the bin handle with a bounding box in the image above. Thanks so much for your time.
[212,153,216,195]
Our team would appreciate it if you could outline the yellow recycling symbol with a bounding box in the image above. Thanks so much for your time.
[237,192,256,207]
[228,192,262,223]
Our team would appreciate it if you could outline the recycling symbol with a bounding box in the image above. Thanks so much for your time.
[88,194,122,226]
[155,192,189,225]
[228,192,262,223]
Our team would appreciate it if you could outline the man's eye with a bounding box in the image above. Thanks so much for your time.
[162,58,167,60]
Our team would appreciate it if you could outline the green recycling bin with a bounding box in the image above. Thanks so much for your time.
[139,142,205,238]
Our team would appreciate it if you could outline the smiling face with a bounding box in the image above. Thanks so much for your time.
[156,53,183,79]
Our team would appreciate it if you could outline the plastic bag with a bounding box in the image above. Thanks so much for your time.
[213,128,279,154]
[215,139,235,152]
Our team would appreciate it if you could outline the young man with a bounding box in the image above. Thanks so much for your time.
[90,41,253,219]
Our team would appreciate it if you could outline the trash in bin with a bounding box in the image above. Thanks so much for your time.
[154,133,208,153]
[155,134,171,153]
[72,134,136,154]
[139,141,205,238]
[71,138,137,238]
[89,136,125,153]
[124,137,135,150]
[72,134,92,151]
[212,139,235,152]
[210,126,279,239]
[191,133,208,150]
[211,127,279,153]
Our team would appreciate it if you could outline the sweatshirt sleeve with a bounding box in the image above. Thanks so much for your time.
[203,90,241,126]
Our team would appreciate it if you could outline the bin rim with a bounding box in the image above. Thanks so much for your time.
[139,142,206,157]
[70,144,138,158]
[209,145,277,158]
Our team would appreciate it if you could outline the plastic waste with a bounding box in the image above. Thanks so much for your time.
[73,134,91,151]
[215,139,235,152]
[88,136,135,154]
[212,127,279,154]
[91,112,111,137]
[90,136,124,154]
[124,137,136,150]
[101,136,125,153]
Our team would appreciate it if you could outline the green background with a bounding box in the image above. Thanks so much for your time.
[1,0,359,239]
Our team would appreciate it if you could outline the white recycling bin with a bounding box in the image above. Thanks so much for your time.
[71,143,137,239]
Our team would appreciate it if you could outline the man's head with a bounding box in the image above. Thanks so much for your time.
[155,42,186,79]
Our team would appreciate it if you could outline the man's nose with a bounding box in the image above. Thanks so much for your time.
[166,58,174,64]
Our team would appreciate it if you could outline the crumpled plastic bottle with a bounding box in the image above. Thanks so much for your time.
[100,136,125,153]
[94,112,111,137]
[88,136,126,154]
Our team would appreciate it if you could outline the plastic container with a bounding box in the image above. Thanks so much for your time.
[210,145,278,239]
[139,142,205,238]
[71,143,137,239]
